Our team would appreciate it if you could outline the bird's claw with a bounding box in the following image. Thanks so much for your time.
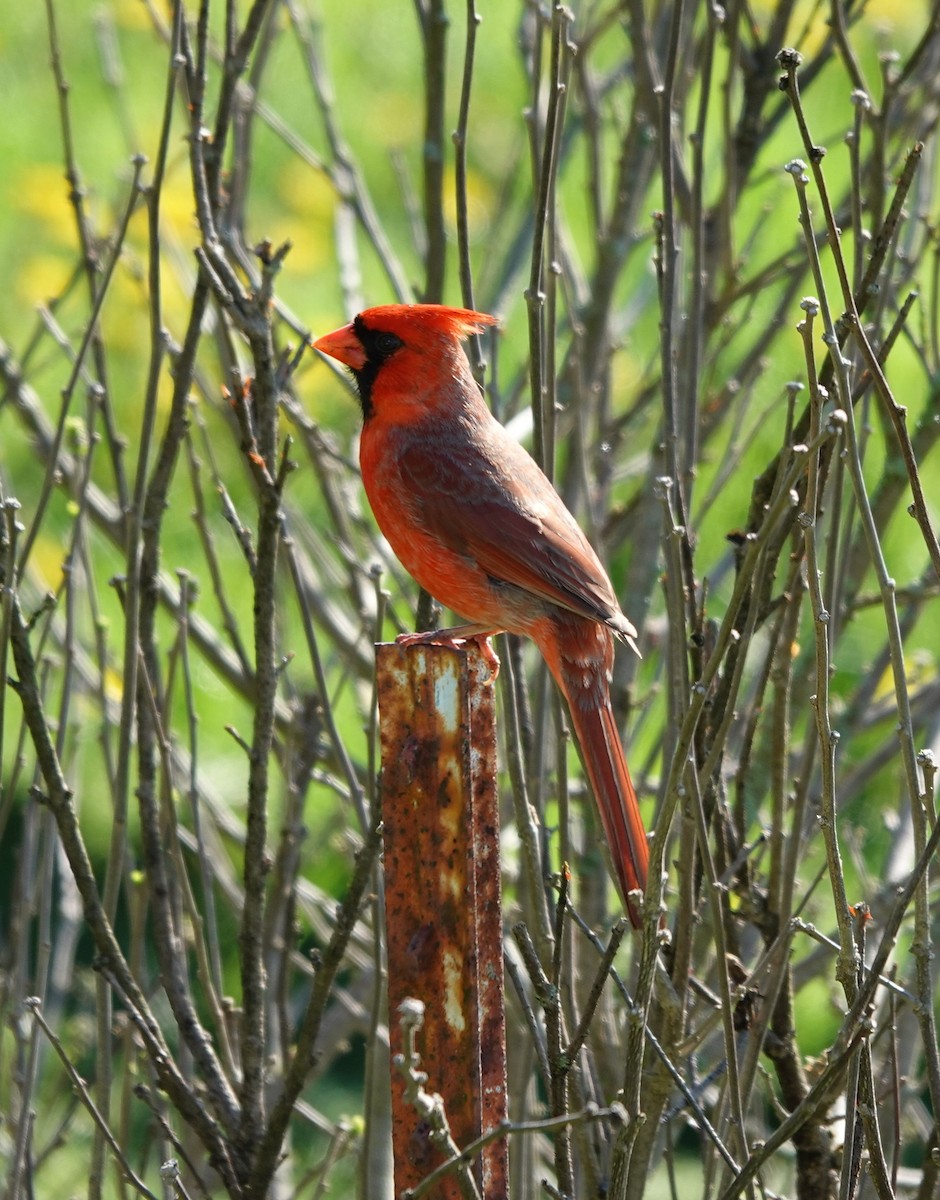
[394,627,501,682]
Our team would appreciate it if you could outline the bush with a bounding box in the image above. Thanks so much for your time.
[2,3,939,1198]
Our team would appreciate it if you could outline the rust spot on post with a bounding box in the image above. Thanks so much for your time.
[377,641,508,1198]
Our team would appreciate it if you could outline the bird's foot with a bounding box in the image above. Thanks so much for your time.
[395,625,501,681]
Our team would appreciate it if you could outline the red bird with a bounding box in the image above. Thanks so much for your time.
[314,304,649,926]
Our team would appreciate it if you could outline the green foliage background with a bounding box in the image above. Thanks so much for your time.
[2,2,940,1198]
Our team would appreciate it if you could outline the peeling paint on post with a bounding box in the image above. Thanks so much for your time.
[377,640,508,1199]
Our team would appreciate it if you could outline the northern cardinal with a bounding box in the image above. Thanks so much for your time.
[314,304,649,926]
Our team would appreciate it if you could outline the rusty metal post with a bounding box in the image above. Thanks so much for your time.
[377,641,508,1198]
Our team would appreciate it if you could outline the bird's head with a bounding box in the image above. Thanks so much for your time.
[313,303,498,421]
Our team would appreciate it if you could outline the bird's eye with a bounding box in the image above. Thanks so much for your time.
[375,332,403,357]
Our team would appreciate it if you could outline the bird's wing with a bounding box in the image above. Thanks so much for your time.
[396,431,623,628]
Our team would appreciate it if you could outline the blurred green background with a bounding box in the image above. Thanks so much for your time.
[2,1,939,1196]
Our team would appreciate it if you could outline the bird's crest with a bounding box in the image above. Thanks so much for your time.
[357,304,498,343]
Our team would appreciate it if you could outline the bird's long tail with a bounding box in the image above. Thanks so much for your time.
[540,617,649,928]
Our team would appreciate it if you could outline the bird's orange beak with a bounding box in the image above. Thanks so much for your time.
[313,322,366,370]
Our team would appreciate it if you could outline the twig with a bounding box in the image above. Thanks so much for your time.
[27,999,161,1200]
[4,583,242,1195]
[416,0,448,302]
[406,1102,625,1200]
[246,816,383,1198]
[393,997,482,1200]
[453,0,482,318]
